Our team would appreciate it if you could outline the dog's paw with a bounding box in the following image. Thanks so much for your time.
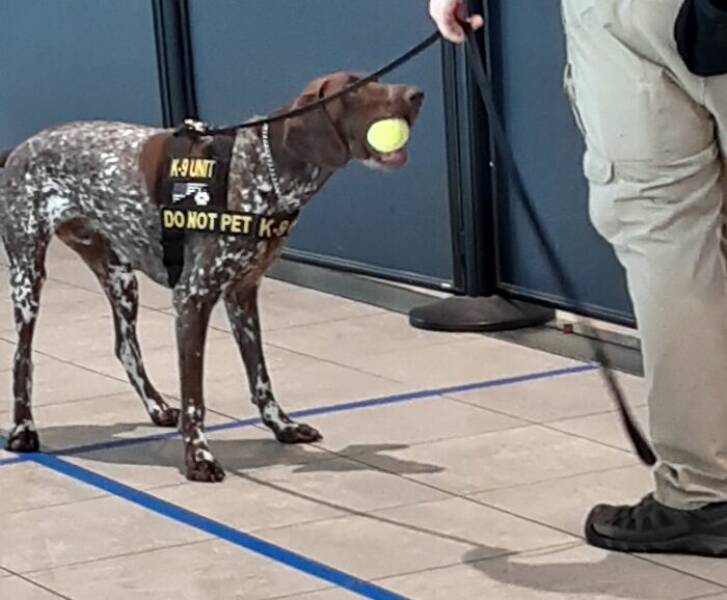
[5,427,40,453]
[186,458,226,483]
[150,406,181,428]
[275,422,323,445]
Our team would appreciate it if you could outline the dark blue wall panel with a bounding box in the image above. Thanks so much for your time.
[186,0,455,287]
[489,0,633,323]
[0,0,162,148]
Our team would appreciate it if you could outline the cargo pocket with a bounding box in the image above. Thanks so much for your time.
[563,62,587,138]
[582,150,619,242]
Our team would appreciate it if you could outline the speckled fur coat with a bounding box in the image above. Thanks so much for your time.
[0,72,423,481]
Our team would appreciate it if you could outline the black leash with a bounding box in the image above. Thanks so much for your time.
[196,32,442,136]
[184,25,655,466]
[462,27,656,466]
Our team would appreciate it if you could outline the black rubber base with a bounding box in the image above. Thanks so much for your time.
[409,296,554,333]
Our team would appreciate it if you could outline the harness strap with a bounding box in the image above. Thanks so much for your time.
[158,125,297,287]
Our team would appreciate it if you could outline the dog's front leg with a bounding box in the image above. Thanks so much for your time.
[224,283,322,444]
[174,288,225,482]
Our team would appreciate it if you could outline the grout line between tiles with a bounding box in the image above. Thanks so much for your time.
[19,538,215,578]
[0,566,76,600]
[334,449,727,591]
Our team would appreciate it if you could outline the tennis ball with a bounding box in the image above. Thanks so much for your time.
[366,118,410,153]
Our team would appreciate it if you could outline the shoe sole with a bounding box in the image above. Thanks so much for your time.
[586,522,727,557]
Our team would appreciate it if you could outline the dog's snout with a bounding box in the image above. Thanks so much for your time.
[404,87,424,105]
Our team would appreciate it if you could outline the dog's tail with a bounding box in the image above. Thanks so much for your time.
[0,149,12,168]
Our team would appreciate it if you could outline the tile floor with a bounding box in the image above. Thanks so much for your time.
[0,241,723,600]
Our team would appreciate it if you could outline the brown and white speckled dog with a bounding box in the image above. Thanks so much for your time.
[0,72,423,481]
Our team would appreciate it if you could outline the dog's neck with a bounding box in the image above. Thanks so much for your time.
[263,119,336,208]
[227,120,335,216]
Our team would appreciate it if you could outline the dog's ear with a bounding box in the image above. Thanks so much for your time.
[282,73,358,169]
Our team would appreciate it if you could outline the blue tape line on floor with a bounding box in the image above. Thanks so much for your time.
[41,363,597,459]
[0,365,598,597]
[29,452,409,600]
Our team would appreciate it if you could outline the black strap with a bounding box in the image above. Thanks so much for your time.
[187,32,441,137]
[160,130,236,287]
[462,26,655,466]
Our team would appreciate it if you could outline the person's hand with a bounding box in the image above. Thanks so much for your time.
[429,0,484,44]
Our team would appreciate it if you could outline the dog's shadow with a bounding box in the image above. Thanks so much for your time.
[35,422,443,477]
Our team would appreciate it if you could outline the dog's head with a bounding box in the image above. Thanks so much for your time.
[281,72,424,171]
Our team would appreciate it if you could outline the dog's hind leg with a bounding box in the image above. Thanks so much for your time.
[2,232,50,452]
[224,283,322,444]
[57,221,180,427]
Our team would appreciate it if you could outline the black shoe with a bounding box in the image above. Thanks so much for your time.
[585,494,727,557]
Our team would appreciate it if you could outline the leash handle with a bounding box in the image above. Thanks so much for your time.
[200,32,442,135]
[462,26,656,466]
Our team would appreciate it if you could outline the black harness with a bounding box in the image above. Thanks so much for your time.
[159,122,298,287]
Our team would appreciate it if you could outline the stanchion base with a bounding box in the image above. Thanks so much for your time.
[409,296,554,333]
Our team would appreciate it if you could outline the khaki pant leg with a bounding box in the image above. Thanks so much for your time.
[562,0,727,509]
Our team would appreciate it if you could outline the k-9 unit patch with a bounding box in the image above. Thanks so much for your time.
[158,122,297,287]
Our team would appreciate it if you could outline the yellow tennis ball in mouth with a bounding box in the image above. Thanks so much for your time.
[366,118,410,154]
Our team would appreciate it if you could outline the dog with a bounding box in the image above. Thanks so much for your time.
[0,72,423,481]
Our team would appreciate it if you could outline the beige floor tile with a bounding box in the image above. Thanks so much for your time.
[30,539,331,600]
[203,347,410,416]
[0,279,110,335]
[548,405,651,452]
[62,441,194,490]
[72,346,180,401]
[137,274,173,310]
[259,277,302,297]
[0,496,208,573]
[206,286,383,334]
[28,392,190,452]
[257,502,571,582]
[332,337,579,388]
[30,308,225,365]
[264,312,478,367]
[47,263,99,291]
[209,424,336,471]
[0,338,16,372]
[381,543,722,600]
[472,465,654,536]
[152,471,345,532]
[75,333,349,412]
[0,446,16,461]
[246,457,449,513]
[0,358,130,414]
[204,336,315,381]
[257,515,470,581]
[451,369,647,423]
[0,576,66,600]
[271,590,358,600]
[312,397,526,458]
[374,496,576,557]
[0,462,106,515]
[645,554,727,588]
[354,425,637,495]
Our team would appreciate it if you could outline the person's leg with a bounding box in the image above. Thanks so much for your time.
[562,0,727,553]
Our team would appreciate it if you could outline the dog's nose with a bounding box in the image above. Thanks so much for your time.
[404,87,424,105]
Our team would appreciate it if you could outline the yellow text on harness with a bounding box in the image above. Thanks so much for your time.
[161,208,295,238]
[168,158,216,179]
